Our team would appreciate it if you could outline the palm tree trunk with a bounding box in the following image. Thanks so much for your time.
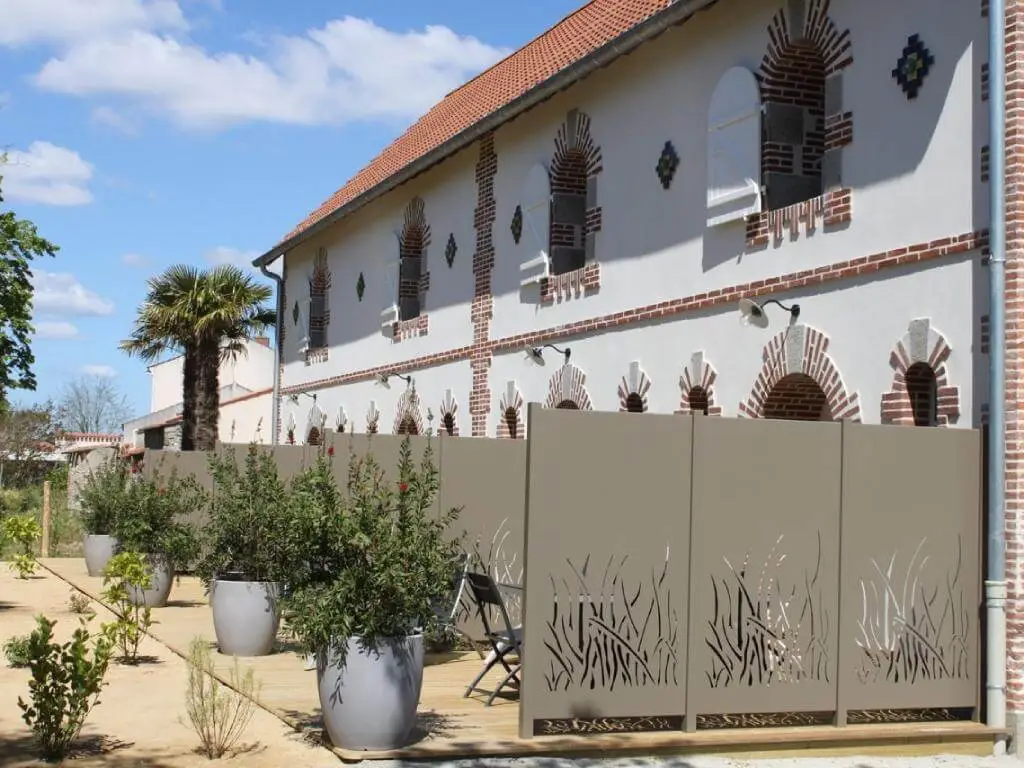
[180,345,198,451]
[195,337,221,452]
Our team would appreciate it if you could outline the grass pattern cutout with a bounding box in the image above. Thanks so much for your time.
[855,536,970,684]
[456,517,523,629]
[544,547,678,692]
[705,532,831,688]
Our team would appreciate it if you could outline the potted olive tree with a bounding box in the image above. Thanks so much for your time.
[195,444,294,657]
[77,454,131,576]
[282,436,463,751]
[112,469,202,607]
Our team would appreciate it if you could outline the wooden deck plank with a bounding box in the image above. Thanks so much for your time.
[40,558,1006,762]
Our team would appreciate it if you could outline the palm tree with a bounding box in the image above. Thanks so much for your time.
[121,265,274,451]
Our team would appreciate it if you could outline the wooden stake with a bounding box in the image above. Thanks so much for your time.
[41,480,51,558]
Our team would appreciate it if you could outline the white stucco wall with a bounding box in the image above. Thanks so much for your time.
[275,0,986,436]
[148,338,275,413]
[219,391,274,444]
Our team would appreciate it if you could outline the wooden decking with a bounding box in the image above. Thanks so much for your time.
[41,558,1006,762]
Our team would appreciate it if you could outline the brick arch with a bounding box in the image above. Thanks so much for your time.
[740,324,861,421]
[545,362,593,411]
[747,0,854,244]
[677,350,723,416]
[497,381,525,439]
[439,389,460,436]
[544,108,603,298]
[617,361,651,413]
[880,318,960,426]
[399,196,432,321]
[393,387,424,435]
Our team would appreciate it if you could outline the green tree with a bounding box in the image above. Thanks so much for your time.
[120,265,273,451]
[0,164,59,408]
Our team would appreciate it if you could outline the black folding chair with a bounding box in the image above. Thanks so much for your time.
[463,571,522,706]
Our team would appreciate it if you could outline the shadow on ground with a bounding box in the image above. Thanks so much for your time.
[0,733,183,768]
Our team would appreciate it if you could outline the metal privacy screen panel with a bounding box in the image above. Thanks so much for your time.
[837,423,980,712]
[520,406,692,734]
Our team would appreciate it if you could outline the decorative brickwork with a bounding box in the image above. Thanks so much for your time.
[398,196,431,321]
[365,401,380,434]
[677,350,723,416]
[748,0,853,246]
[496,381,524,439]
[617,361,651,413]
[739,324,861,421]
[544,362,593,410]
[392,315,429,342]
[439,389,460,436]
[305,248,331,364]
[881,320,960,427]
[393,386,425,435]
[542,108,603,299]
[982,61,990,102]
[982,145,991,183]
[470,134,498,436]
[981,313,991,355]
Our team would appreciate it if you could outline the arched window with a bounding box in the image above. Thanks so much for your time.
[687,386,710,416]
[306,427,322,446]
[397,415,419,435]
[504,407,519,439]
[763,374,831,421]
[625,393,645,413]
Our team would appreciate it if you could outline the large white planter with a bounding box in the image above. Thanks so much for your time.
[210,578,280,657]
[128,554,174,608]
[317,634,424,751]
[83,534,118,577]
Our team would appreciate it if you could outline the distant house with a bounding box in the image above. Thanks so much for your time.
[122,336,276,450]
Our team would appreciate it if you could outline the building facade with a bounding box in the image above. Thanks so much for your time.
[260,0,1018,731]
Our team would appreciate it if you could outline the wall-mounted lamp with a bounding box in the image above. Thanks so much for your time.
[286,391,318,405]
[523,343,571,366]
[738,297,801,329]
[375,372,413,389]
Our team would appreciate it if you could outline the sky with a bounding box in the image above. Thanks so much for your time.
[1,0,582,421]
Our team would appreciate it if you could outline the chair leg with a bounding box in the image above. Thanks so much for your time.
[464,651,499,698]
[485,663,522,707]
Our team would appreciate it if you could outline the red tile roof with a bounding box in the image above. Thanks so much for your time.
[279,0,675,246]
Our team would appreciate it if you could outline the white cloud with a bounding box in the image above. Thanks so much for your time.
[91,105,138,135]
[32,271,115,316]
[0,0,186,47]
[34,320,80,339]
[2,141,94,205]
[121,252,150,267]
[82,364,117,378]
[27,15,507,130]
[204,246,257,269]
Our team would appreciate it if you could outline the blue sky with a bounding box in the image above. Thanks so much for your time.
[2,0,581,419]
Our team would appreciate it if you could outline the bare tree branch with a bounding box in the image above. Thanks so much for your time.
[58,375,132,434]
[0,401,59,488]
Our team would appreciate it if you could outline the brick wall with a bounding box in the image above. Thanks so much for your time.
[470,134,498,436]
[1004,0,1024,715]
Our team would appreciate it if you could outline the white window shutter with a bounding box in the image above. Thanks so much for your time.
[707,66,762,227]
[519,162,551,288]
[380,254,400,336]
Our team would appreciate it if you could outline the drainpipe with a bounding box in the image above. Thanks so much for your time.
[260,256,284,446]
[987,0,1008,753]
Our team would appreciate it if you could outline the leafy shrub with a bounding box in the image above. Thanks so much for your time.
[183,636,259,758]
[3,514,42,578]
[113,469,201,567]
[4,634,32,667]
[194,444,294,585]
[100,552,154,664]
[67,591,93,616]
[77,455,131,536]
[17,615,111,761]
[281,436,463,669]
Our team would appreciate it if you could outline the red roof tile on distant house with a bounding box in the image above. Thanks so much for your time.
[276,0,676,248]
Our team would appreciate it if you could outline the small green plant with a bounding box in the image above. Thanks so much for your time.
[183,636,259,758]
[100,552,154,664]
[113,468,201,569]
[17,615,111,761]
[3,634,32,667]
[2,514,42,578]
[68,591,93,616]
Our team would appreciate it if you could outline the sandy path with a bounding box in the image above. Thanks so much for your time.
[0,565,341,768]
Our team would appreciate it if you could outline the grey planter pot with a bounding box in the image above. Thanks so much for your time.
[83,534,118,577]
[128,554,174,608]
[210,578,280,657]
[317,634,425,751]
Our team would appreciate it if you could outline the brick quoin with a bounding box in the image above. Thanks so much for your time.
[470,133,498,436]
[1004,0,1024,716]
[282,229,985,401]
